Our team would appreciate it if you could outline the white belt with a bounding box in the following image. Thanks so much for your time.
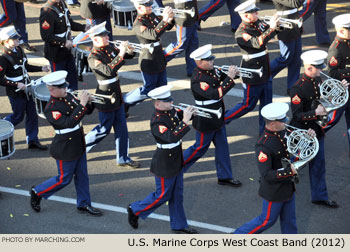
[97,77,118,85]
[6,76,24,81]
[277,8,297,16]
[242,50,267,60]
[55,124,80,134]
[157,140,181,149]
[55,32,66,38]
[174,0,192,3]
[195,99,221,106]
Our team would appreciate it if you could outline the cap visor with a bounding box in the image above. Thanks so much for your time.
[277,116,289,123]
[143,0,153,7]
[95,31,110,37]
[11,34,20,40]
[313,63,326,69]
[246,7,260,13]
[56,82,69,89]
[203,55,216,61]
[159,96,174,102]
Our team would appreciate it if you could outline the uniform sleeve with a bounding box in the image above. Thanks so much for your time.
[40,9,66,47]
[0,57,17,88]
[327,44,350,81]
[151,116,190,144]
[236,25,276,49]
[290,86,317,122]
[273,0,304,8]
[69,17,86,32]
[191,75,235,100]
[25,63,43,73]
[134,18,172,41]
[256,144,294,182]
[88,53,125,78]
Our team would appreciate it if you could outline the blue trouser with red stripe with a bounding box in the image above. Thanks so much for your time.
[183,126,234,180]
[0,0,28,43]
[299,0,330,44]
[224,81,272,135]
[34,153,92,208]
[84,104,131,164]
[5,96,39,144]
[322,102,350,154]
[234,194,297,234]
[199,0,242,30]
[50,53,78,91]
[164,24,198,75]
[130,169,189,230]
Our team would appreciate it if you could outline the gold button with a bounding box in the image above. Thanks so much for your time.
[71,106,74,109]
[169,154,171,157]
[69,137,72,140]
[279,174,281,176]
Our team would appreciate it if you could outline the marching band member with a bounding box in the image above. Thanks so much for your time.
[127,85,198,234]
[163,0,199,77]
[0,26,49,151]
[123,0,174,112]
[234,102,299,234]
[30,71,103,216]
[224,0,279,134]
[40,0,88,90]
[269,0,304,94]
[84,22,140,168]
[289,50,346,208]
[182,44,242,187]
[324,14,350,156]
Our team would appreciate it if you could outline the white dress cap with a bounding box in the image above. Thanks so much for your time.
[43,71,68,87]
[234,0,260,14]
[148,85,173,101]
[261,102,289,121]
[0,26,20,41]
[189,44,215,60]
[131,0,153,6]
[301,50,328,69]
[332,14,350,28]
[85,21,109,38]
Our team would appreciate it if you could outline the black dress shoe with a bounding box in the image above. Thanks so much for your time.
[118,160,140,168]
[312,200,339,208]
[28,141,48,151]
[30,187,42,212]
[21,42,37,52]
[127,204,139,229]
[218,179,242,187]
[77,205,103,216]
[172,227,198,234]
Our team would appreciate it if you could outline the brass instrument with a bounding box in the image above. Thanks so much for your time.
[262,16,303,29]
[109,40,143,53]
[172,103,222,119]
[214,65,263,78]
[69,90,116,104]
[314,72,349,127]
[153,7,195,18]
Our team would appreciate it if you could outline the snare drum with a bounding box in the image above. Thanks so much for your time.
[112,0,137,30]
[34,83,50,119]
[73,42,93,81]
[0,119,15,160]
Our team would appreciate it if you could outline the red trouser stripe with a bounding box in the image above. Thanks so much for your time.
[0,0,10,26]
[135,177,165,216]
[52,62,56,72]
[199,0,221,19]
[165,26,183,57]
[37,160,64,196]
[300,0,311,18]
[248,201,273,234]
[224,85,251,120]
[184,132,204,165]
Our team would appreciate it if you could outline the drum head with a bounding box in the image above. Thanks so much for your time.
[34,84,50,101]
[113,0,135,11]
[0,119,14,139]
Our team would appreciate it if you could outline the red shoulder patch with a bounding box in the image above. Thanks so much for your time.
[292,94,301,105]
[258,151,268,163]
[329,56,338,67]
[0,66,3,71]
[158,125,168,134]
[200,82,209,91]
[52,111,62,120]
[41,20,50,30]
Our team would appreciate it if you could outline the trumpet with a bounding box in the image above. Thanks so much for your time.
[109,40,143,53]
[69,90,116,104]
[172,103,222,119]
[262,16,303,29]
[313,72,349,127]
[214,65,263,78]
[153,7,195,18]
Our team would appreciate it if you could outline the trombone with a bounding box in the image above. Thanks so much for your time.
[172,103,222,119]
[153,7,195,18]
[214,65,263,78]
[69,90,116,104]
[262,16,303,29]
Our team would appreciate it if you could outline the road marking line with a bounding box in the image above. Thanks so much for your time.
[0,186,235,233]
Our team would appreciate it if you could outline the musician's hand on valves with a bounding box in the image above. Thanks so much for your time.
[79,90,90,107]
[341,79,349,88]
[227,65,239,80]
[17,82,26,91]
[162,6,174,23]
[306,129,316,138]
[42,65,50,72]
[315,104,327,116]
[183,105,196,124]
[118,41,128,58]
[290,164,297,175]
[65,39,73,49]
[269,14,280,30]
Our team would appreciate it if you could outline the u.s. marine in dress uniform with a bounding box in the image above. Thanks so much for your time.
[84,22,140,168]
[182,44,242,187]
[30,71,102,216]
[234,102,299,234]
[127,85,198,234]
